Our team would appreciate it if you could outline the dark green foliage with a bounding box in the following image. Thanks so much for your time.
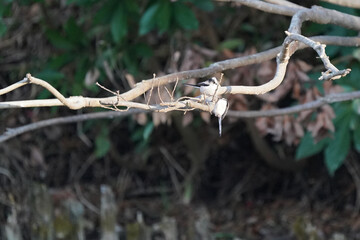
[139,0,204,35]
[95,127,111,158]
[296,133,329,160]
[296,60,360,175]
[131,121,154,153]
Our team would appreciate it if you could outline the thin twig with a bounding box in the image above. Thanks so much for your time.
[146,75,155,105]
[158,86,164,103]
[164,86,173,101]
[74,183,100,215]
[0,77,28,95]
[96,82,117,96]
[172,78,179,100]
[285,31,351,80]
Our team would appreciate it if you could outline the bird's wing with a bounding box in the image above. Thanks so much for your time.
[221,102,229,120]
[197,81,210,87]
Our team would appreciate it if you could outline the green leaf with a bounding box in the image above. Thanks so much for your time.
[66,0,97,5]
[295,132,329,160]
[173,2,198,30]
[48,54,73,69]
[354,123,360,153]
[156,1,171,32]
[325,124,351,176]
[353,48,360,62]
[124,0,139,13]
[111,5,127,42]
[348,64,360,89]
[45,29,75,50]
[352,99,360,115]
[0,19,7,37]
[333,101,353,125]
[143,122,154,141]
[64,18,83,45]
[182,181,193,204]
[139,3,160,35]
[191,0,214,11]
[94,0,117,24]
[219,39,244,51]
[36,69,65,81]
[131,43,153,58]
[95,129,111,158]
[350,114,360,131]
[131,128,144,142]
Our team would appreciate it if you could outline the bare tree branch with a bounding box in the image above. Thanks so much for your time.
[321,0,360,9]
[216,0,299,16]
[218,0,360,31]
[264,0,305,9]
[0,109,148,143]
[2,91,360,143]
[227,91,360,118]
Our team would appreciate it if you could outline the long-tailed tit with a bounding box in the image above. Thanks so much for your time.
[184,77,220,97]
[213,98,229,136]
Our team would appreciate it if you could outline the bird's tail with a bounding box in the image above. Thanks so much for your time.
[218,117,222,136]
[183,83,200,88]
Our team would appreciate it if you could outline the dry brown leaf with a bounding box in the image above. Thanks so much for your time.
[84,68,100,86]
[269,116,284,142]
[296,59,313,72]
[283,115,293,145]
[255,117,270,136]
[222,48,235,59]
[323,80,344,94]
[30,146,46,168]
[182,112,194,127]
[133,112,147,126]
[307,110,335,142]
[256,61,275,81]
[255,104,305,145]
[125,73,136,88]
[255,104,276,136]
[229,94,248,111]
[179,47,205,72]
[294,121,305,139]
[321,104,335,119]
[292,81,302,100]
[200,111,211,124]
[152,112,170,127]
[295,69,310,82]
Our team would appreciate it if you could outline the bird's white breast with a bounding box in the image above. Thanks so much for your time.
[213,98,228,118]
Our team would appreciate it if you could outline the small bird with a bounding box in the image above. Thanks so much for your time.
[184,77,220,97]
[213,98,229,136]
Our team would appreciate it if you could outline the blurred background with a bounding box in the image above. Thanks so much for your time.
[1,0,360,239]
